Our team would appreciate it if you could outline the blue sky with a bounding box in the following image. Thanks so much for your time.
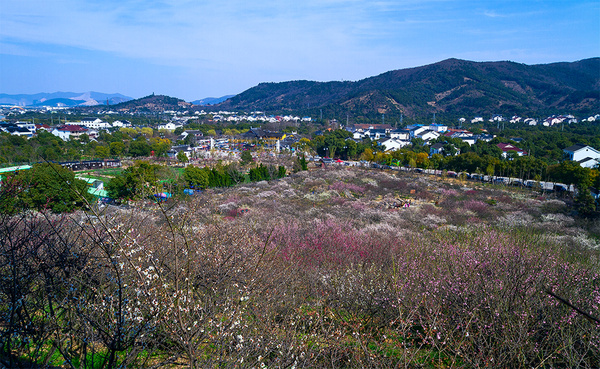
[1,0,598,101]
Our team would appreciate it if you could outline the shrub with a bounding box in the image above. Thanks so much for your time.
[540,199,568,214]
[3,167,598,368]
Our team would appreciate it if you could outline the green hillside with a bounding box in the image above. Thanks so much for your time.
[218,58,600,120]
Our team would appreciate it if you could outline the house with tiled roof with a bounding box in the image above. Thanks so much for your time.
[75,118,111,130]
[158,122,183,132]
[16,121,36,133]
[417,130,440,142]
[497,143,527,158]
[430,143,445,156]
[349,124,393,133]
[112,120,132,128]
[364,129,387,140]
[380,138,410,152]
[444,130,472,140]
[179,130,204,143]
[244,128,286,140]
[430,142,460,156]
[51,125,89,141]
[35,124,51,132]
[167,145,194,159]
[563,144,600,168]
[389,129,410,140]
[4,125,33,138]
[409,125,429,138]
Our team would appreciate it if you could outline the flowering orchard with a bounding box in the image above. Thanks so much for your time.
[1,167,599,368]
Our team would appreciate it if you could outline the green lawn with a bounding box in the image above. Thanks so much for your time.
[78,168,124,179]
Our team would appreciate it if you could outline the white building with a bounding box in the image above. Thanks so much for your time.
[380,138,410,151]
[428,124,448,133]
[16,121,36,132]
[525,118,538,126]
[409,126,429,138]
[70,118,112,130]
[418,130,441,142]
[388,129,410,140]
[564,144,600,168]
[112,120,132,127]
[158,122,183,131]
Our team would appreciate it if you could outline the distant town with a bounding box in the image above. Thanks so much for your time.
[1,96,599,211]
[1,102,599,167]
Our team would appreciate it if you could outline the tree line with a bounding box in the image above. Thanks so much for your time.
[105,161,290,203]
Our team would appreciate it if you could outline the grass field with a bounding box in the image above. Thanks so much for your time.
[77,167,124,180]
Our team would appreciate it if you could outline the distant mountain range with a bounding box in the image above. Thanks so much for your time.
[0,91,235,109]
[191,95,235,106]
[0,92,133,107]
[217,58,600,119]
[5,58,598,120]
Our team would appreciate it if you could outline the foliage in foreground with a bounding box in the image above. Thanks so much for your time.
[1,168,599,368]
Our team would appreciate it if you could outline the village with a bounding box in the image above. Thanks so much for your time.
[0,102,599,213]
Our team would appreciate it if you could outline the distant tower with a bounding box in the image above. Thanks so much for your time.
[432,113,436,124]
[276,140,280,153]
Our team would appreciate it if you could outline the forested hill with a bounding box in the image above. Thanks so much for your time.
[83,94,191,112]
[217,58,600,120]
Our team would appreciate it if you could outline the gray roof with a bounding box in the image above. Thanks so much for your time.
[578,157,599,164]
[169,145,192,152]
[5,126,31,134]
[564,144,588,152]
